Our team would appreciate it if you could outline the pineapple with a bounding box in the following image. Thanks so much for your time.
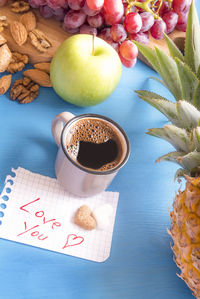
[134,1,200,298]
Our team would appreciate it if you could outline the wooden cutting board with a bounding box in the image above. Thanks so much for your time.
[1,2,185,66]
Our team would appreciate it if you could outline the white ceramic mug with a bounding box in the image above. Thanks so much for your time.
[52,112,130,197]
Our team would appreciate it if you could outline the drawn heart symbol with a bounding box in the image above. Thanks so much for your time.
[63,234,84,249]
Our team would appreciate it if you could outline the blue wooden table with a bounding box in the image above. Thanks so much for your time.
[1,6,200,298]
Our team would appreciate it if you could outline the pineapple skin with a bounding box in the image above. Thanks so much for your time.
[170,176,200,298]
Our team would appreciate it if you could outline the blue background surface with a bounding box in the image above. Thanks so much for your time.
[1,5,200,298]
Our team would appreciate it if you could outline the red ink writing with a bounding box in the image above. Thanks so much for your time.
[17,222,48,241]
[20,198,40,213]
[62,234,84,249]
[19,198,61,230]
[35,211,44,217]
[18,198,85,251]
[17,222,39,236]
[38,234,48,241]
[31,231,48,241]
[31,231,39,237]
[51,222,61,230]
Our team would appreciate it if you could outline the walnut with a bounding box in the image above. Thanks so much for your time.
[10,77,39,104]
[0,16,8,33]
[10,1,30,13]
[7,51,29,73]
[29,29,52,52]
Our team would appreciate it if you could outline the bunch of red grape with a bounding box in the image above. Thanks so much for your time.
[1,0,192,68]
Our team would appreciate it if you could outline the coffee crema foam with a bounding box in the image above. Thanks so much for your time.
[65,118,123,171]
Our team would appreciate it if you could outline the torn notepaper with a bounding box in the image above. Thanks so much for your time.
[0,167,119,262]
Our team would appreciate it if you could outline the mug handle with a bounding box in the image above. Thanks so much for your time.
[51,112,75,146]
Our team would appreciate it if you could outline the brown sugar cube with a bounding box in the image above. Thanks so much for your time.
[74,205,96,231]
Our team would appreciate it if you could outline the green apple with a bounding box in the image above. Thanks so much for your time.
[50,34,122,107]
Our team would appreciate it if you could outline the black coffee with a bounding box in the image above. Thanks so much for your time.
[77,139,118,169]
[66,118,123,171]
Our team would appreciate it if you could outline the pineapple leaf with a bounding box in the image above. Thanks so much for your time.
[155,47,183,101]
[175,57,199,104]
[176,100,200,130]
[147,127,170,140]
[164,33,184,62]
[149,76,166,88]
[184,1,200,74]
[135,90,180,125]
[192,127,200,151]
[174,168,189,179]
[163,125,191,152]
[147,125,190,152]
[156,151,185,164]
[178,151,200,171]
[192,81,200,109]
[133,41,160,74]
[198,65,200,79]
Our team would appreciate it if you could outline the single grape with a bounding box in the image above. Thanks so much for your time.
[37,0,47,5]
[79,24,97,35]
[68,0,85,10]
[172,0,192,13]
[140,12,154,32]
[103,0,124,25]
[162,11,178,34]
[119,40,138,61]
[150,19,166,40]
[98,27,112,41]
[53,7,66,21]
[40,5,54,18]
[62,0,68,9]
[129,31,149,45]
[64,10,87,29]
[158,1,170,17]
[47,0,66,9]
[124,12,142,34]
[62,22,80,33]
[104,12,120,25]
[82,1,101,16]
[0,0,8,7]
[86,0,104,10]
[119,53,137,68]
[87,13,104,28]
[110,24,127,43]
[29,0,39,8]
[29,0,46,7]
[176,11,188,32]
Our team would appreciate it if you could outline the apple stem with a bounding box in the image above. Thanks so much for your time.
[92,34,95,56]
